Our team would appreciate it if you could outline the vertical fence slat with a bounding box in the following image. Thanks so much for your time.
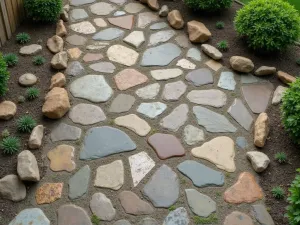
[17,0,24,20]
[0,0,11,40]
[4,0,16,34]
[0,4,7,46]
[11,0,19,26]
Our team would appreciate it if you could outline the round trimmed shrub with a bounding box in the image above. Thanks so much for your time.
[184,0,232,11]
[0,53,10,97]
[234,0,300,52]
[24,0,62,23]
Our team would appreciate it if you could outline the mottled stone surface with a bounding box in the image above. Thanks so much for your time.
[8,208,50,225]
[66,61,85,77]
[70,9,88,21]
[57,205,92,225]
[136,83,160,99]
[70,21,96,34]
[19,73,37,86]
[47,145,76,172]
[272,85,287,105]
[90,193,116,221]
[109,94,135,113]
[138,12,159,28]
[163,207,189,225]
[160,104,188,131]
[178,160,224,187]
[150,22,168,30]
[123,31,145,48]
[89,62,116,73]
[108,15,134,30]
[124,3,145,13]
[17,150,40,182]
[228,98,253,131]
[51,123,81,142]
[185,68,213,86]
[0,175,26,202]
[176,59,196,70]
[218,71,236,91]
[162,81,187,101]
[69,165,90,199]
[187,48,201,61]
[137,102,167,118]
[93,28,124,41]
[114,69,148,90]
[247,151,270,173]
[187,90,227,107]
[224,211,254,225]
[36,183,63,204]
[90,2,116,15]
[151,68,183,80]
[115,114,151,136]
[149,30,176,46]
[183,125,204,145]
[107,45,139,66]
[66,34,87,46]
[251,204,275,225]
[69,103,106,125]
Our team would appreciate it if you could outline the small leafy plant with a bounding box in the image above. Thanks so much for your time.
[216,21,225,29]
[1,129,10,138]
[16,32,31,44]
[194,214,218,224]
[0,136,21,155]
[286,169,300,225]
[4,53,18,67]
[33,56,46,66]
[17,115,36,133]
[275,152,287,164]
[0,53,10,97]
[91,214,100,225]
[26,87,40,101]
[271,186,285,199]
[168,205,176,211]
[217,40,229,51]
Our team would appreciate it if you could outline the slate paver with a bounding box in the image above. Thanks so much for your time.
[93,28,125,41]
[185,68,213,86]
[57,205,92,225]
[8,208,50,225]
[90,2,116,15]
[89,62,116,73]
[124,3,145,13]
[136,83,160,99]
[123,31,145,48]
[148,30,176,46]
[108,45,139,66]
[90,193,116,221]
[108,15,134,30]
[160,104,189,131]
[151,68,183,80]
[50,123,81,142]
[137,102,167,118]
[163,207,189,225]
[218,71,236,91]
[228,98,253,131]
[162,81,187,101]
[114,69,148,90]
[187,48,201,61]
[66,61,85,77]
[187,90,227,107]
[109,94,135,113]
[150,22,168,30]
[70,9,88,22]
[68,165,90,199]
[115,114,151,136]
[183,125,205,145]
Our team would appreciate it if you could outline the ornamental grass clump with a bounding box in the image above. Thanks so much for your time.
[234,0,300,52]
[17,115,37,133]
[4,53,18,67]
[184,0,232,11]
[26,87,40,101]
[16,32,31,44]
[0,136,21,155]
[0,53,10,97]
[217,40,229,51]
[33,56,46,66]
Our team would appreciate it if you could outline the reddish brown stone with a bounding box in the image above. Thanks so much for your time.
[114,69,148,91]
[83,53,104,62]
[277,70,296,84]
[36,183,63,205]
[108,15,134,30]
[224,211,254,225]
[148,133,185,159]
[224,172,264,204]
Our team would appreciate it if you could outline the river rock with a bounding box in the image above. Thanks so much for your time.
[51,51,68,69]
[167,10,184,29]
[90,193,116,221]
[230,56,254,73]
[47,35,64,53]
[254,113,269,147]
[272,86,287,105]
[187,21,211,43]
[0,174,26,202]
[17,150,40,181]
[201,44,222,60]
[255,66,276,76]
[28,125,44,149]
[147,0,159,11]
[277,70,296,84]
[159,5,169,17]
[18,73,37,86]
[19,44,42,56]
[247,151,270,173]
[0,101,17,120]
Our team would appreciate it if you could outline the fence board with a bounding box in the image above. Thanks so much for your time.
[0,9,7,45]
[0,0,11,39]
[5,0,16,33]
[11,0,19,26]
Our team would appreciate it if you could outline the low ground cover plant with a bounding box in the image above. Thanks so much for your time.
[184,0,232,11]
[33,56,46,65]
[26,87,40,101]
[216,21,225,29]
[0,136,21,155]
[4,53,18,67]
[272,186,285,199]
[17,115,37,133]
[16,33,31,44]
[217,40,229,51]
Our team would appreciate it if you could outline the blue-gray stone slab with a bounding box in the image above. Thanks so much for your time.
[193,106,237,133]
[150,22,168,30]
[187,48,201,62]
[218,71,236,91]
[70,0,95,6]
[236,137,248,149]
[93,28,125,41]
[80,126,136,160]
[163,207,189,225]
[228,98,253,131]
[185,68,213,86]
[140,43,181,67]
[177,160,224,187]
[251,204,275,225]
[70,9,88,21]
[9,208,50,225]
[69,165,91,199]
[241,74,263,84]
[66,61,85,77]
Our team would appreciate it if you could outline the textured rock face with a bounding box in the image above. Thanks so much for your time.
[0,101,17,120]
[167,10,184,29]
[42,87,70,119]
[247,151,270,172]
[8,208,50,225]
[201,44,222,60]
[159,5,169,17]
[272,85,287,105]
[183,125,204,145]
[51,51,68,70]
[254,113,269,147]
[56,19,67,37]
[187,21,211,43]
[17,150,40,182]
[36,183,63,204]
[28,125,44,149]
[47,35,64,53]
[50,72,66,89]
[0,174,26,202]
[163,207,189,225]
[47,145,76,172]
[277,70,296,84]
[90,193,116,221]
[255,66,276,76]
[230,56,254,73]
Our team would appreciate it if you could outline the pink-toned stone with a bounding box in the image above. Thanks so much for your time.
[36,183,63,204]
[83,53,104,62]
[108,15,134,30]
[47,145,76,172]
[67,48,82,60]
[224,172,264,204]
[224,211,254,225]
[114,69,148,90]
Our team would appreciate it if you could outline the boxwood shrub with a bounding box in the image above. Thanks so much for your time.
[0,53,10,97]
[24,0,62,23]
[286,169,300,225]
[235,0,300,52]
[184,0,232,11]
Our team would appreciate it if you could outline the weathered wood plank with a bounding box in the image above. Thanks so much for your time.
[11,0,19,26]
[4,0,16,33]
[0,6,7,45]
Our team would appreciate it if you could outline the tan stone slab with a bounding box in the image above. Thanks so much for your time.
[47,145,75,172]
[115,114,151,136]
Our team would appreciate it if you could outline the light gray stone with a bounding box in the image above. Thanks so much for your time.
[66,61,85,76]
[66,34,87,46]
[247,151,270,173]
[148,30,176,46]
[160,104,188,131]
[176,58,196,70]
[19,44,42,56]
[28,125,44,149]
[90,193,116,221]
[0,175,26,202]
[69,165,91,199]
[109,94,135,113]
[150,22,168,30]
[51,51,68,70]
[89,62,116,73]
[159,5,169,17]
[124,3,145,13]
[228,98,253,131]
[69,103,106,125]
[163,207,189,225]
[187,90,227,107]
[123,31,145,48]
[137,102,167,118]
[90,2,116,15]
[175,35,189,48]
[93,28,124,41]
[218,71,236,91]
[162,80,187,101]
[187,48,201,62]
[57,205,92,225]
[272,86,287,105]
[107,45,139,66]
[201,44,222,60]
[70,0,95,6]
[17,150,40,182]
[136,83,160,99]
[70,9,88,21]
[251,204,275,225]
[51,123,81,142]
[183,125,204,145]
[138,12,159,28]
[114,220,132,225]
[18,73,37,86]
[8,208,50,225]
[151,68,183,80]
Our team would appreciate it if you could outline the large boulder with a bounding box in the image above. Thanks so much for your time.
[17,150,40,182]
[0,174,26,202]
[56,19,67,37]
[230,56,254,73]
[28,125,44,149]
[51,51,68,70]
[42,87,70,119]
[254,113,269,148]
[246,151,270,173]
[167,10,184,29]
[201,44,222,60]
[0,101,17,120]
[277,71,296,84]
[187,21,211,43]
[47,35,64,53]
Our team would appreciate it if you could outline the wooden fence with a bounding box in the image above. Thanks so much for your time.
[0,0,24,47]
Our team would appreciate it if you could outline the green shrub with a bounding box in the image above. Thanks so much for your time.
[275,152,287,164]
[4,53,18,67]
[26,87,40,101]
[33,56,45,65]
[216,21,225,29]
[217,40,229,51]
[0,53,9,97]
[184,0,232,11]
[0,136,21,155]
[286,169,300,225]
[24,0,62,23]
[281,78,300,144]
[16,33,31,44]
[234,0,300,52]
[17,115,36,133]
[271,186,285,199]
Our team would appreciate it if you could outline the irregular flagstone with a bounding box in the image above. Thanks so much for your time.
[148,133,185,159]
[150,22,168,30]
[148,30,176,46]
[83,53,103,62]
[162,81,187,101]
[114,220,132,225]
[193,106,237,133]
[108,15,134,30]
[242,83,273,113]
[90,2,116,15]
[114,11,126,16]
[0,175,26,202]
[143,164,179,208]
[187,90,227,107]
[36,183,63,204]
[70,21,96,34]
[251,204,275,225]
[138,12,159,28]
[187,48,201,61]
[151,68,183,80]
[224,211,254,225]
[192,136,236,172]
[90,193,116,221]
[228,98,253,131]
[138,218,159,225]
[236,137,248,149]
[218,71,236,91]
[129,152,155,187]
[70,75,113,103]
[141,43,181,66]
[108,45,139,66]
[176,59,196,70]
[70,0,95,6]
[185,68,213,86]
[89,62,116,73]
[110,0,127,5]
[87,41,109,50]
[119,191,154,215]
[80,127,136,160]
[8,208,50,225]
[94,160,124,190]
[94,18,108,27]
[183,125,204,145]
[241,74,263,84]
[163,207,189,225]
[178,160,224,187]
[93,28,125,41]
[69,165,90,199]
[137,102,167,118]
[51,123,81,142]
[67,48,82,60]
[57,205,92,225]
[66,61,85,77]
[124,31,145,48]
[47,145,76,172]
[160,104,188,131]
[124,3,145,13]
[175,35,189,48]
[66,34,87,46]
[136,83,160,99]
[272,85,287,105]
[114,69,148,90]
[247,151,270,173]
[110,94,135,113]
[115,114,151,136]
[224,172,264,204]
[205,59,222,71]
[69,103,106,125]
[185,189,216,217]
[70,9,88,22]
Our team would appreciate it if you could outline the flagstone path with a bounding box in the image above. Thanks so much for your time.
[9,0,277,224]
